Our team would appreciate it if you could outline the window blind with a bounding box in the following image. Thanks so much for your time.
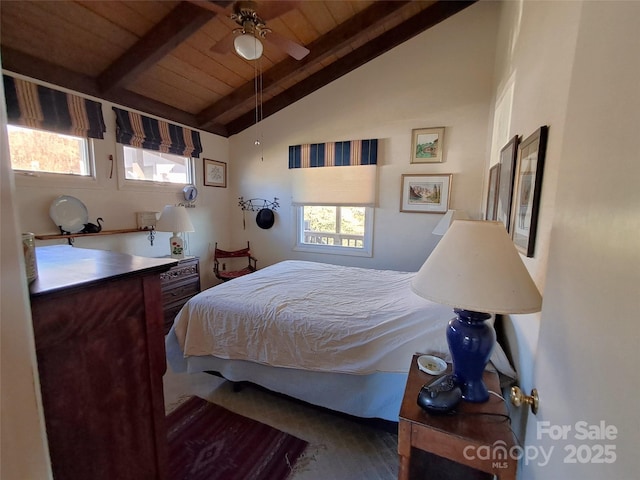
[291,164,378,206]
[289,139,379,206]
[3,75,106,139]
[113,107,203,158]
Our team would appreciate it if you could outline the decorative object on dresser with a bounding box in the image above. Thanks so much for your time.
[156,205,195,259]
[411,220,542,403]
[29,245,176,480]
[160,256,200,334]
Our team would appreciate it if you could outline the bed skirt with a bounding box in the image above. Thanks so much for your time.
[166,330,409,422]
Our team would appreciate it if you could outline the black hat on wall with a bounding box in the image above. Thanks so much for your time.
[256,208,275,229]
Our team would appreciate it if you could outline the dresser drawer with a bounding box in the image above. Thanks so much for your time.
[159,258,199,284]
[160,257,200,334]
[161,277,200,305]
[163,299,189,334]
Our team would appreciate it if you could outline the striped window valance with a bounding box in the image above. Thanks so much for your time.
[3,75,106,139]
[289,139,378,168]
[113,107,203,158]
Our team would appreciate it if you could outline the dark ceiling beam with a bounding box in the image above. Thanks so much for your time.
[226,0,477,136]
[196,0,411,130]
[97,1,230,93]
[1,47,228,137]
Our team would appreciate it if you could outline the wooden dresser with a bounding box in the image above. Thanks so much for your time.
[159,256,200,334]
[29,245,176,480]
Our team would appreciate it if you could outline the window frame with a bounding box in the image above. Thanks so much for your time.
[294,204,374,257]
[8,125,99,189]
[115,143,196,192]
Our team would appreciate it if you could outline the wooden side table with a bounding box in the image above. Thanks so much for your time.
[398,355,517,480]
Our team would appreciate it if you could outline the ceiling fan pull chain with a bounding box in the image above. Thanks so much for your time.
[259,57,264,160]
[254,54,260,147]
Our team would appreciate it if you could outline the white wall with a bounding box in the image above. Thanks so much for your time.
[489,0,582,395]
[228,1,500,272]
[7,80,231,290]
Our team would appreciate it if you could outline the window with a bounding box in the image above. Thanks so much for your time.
[7,125,92,177]
[295,205,373,257]
[121,145,192,184]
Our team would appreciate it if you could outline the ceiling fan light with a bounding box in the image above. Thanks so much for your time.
[234,33,263,60]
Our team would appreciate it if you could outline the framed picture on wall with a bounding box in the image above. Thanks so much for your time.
[511,126,549,257]
[400,174,452,213]
[486,164,500,221]
[411,127,445,163]
[203,158,227,188]
[497,135,520,232]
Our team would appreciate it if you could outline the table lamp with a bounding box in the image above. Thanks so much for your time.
[155,205,195,259]
[411,220,542,402]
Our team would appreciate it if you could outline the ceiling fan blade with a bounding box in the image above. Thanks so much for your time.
[264,31,309,60]
[211,32,235,54]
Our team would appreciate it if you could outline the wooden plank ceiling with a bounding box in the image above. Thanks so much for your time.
[0,0,475,137]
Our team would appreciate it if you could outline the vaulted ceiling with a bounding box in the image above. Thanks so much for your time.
[0,1,475,137]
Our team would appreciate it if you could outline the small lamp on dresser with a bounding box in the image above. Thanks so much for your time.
[411,220,542,402]
[156,205,195,259]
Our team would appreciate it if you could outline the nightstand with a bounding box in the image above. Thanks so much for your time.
[160,256,200,334]
[398,355,517,480]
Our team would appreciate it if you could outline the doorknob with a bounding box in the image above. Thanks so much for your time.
[510,386,539,414]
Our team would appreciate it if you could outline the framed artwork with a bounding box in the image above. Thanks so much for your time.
[411,127,445,163]
[203,158,226,188]
[485,164,500,221]
[400,174,452,214]
[511,126,549,257]
[497,135,520,232]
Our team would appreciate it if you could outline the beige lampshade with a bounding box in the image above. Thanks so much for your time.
[432,209,469,236]
[412,220,542,314]
[155,205,195,234]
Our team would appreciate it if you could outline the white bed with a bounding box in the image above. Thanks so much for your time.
[166,260,515,421]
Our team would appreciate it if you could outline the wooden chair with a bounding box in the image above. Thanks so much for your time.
[213,242,257,282]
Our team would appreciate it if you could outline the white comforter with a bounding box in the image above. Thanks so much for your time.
[173,260,514,376]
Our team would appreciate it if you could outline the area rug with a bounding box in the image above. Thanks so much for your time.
[167,396,308,480]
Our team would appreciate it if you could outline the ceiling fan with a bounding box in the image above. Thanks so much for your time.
[207,1,310,61]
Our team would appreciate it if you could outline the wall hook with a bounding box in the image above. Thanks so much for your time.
[238,197,279,212]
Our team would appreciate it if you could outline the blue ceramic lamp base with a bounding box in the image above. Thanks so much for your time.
[447,309,496,403]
